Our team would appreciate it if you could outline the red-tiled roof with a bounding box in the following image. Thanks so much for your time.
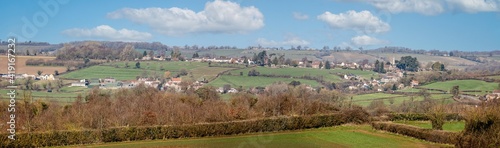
[171,78,182,82]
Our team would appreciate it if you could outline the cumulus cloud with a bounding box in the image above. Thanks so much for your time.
[256,36,310,47]
[293,12,309,20]
[446,0,500,13]
[350,35,389,46]
[62,25,152,41]
[369,0,444,15]
[107,0,264,35]
[317,10,390,34]
[336,0,500,15]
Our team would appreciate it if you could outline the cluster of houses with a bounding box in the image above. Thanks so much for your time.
[70,77,210,93]
[1,73,57,80]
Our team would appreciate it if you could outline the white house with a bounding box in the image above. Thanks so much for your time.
[71,82,86,87]
[39,74,55,80]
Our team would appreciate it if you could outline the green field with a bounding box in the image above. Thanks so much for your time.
[89,61,236,81]
[352,93,406,107]
[0,89,81,103]
[61,125,449,148]
[229,67,342,82]
[60,66,147,81]
[394,121,465,132]
[421,80,498,93]
[350,93,454,107]
[208,75,321,89]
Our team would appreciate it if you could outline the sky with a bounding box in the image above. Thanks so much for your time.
[1,0,500,51]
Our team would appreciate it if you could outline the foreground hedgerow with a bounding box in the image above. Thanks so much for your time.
[387,113,464,121]
[455,101,500,148]
[371,122,458,144]
[0,113,351,147]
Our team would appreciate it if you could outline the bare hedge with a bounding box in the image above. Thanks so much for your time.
[371,122,458,144]
[0,114,346,147]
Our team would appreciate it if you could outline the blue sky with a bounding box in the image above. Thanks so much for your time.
[2,0,500,51]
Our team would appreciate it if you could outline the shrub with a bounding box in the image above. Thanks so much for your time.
[372,122,458,144]
[428,105,446,130]
[456,101,500,148]
[341,105,370,124]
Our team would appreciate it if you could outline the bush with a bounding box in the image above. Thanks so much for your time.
[341,106,370,124]
[372,122,458,144]
[456,101,500,148]
[428,105,446,130]
[388,113,464,121]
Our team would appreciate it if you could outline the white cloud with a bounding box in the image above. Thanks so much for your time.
[293,12,309,20]
[369,0,444,15]
[447,0,500,13]
[350,35,388,46]
[62,25,152,41]
[256,36,310,47]
[107,0,264,35]
[336,0,500,15]
[317,10,390,34]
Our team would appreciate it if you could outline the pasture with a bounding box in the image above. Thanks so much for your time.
[351,93,454,107]
[393,121,465,132]
[0,89,82,103]
[60,66,147,81]
[228,67,343,82]
[99,61,236,81]
[421,80,498,93]
[61,125,449,148]
[208,75,320,89]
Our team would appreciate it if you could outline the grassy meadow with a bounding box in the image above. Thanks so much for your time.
[421,80,498,93]
[393,121,465,132]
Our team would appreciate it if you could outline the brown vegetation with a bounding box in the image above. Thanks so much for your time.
[372,122,458,144]
[456,100,500,147]
[0,114,346,147]
[0,83,352,133]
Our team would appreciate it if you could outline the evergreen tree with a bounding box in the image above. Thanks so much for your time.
[135,62,141,69]
[325,60,331,69]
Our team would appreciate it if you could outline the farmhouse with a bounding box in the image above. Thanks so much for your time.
[70,82,86,87]
[39,74,55,80]
[411,80,419,87]
[311,61,321,69]
[103,78,116,83]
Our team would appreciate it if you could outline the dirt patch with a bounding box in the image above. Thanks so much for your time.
[0,56,66,75]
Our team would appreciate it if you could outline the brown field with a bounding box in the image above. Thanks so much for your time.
[0,56,66,75]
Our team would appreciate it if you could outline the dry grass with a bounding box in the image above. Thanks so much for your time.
[0,56,66,75]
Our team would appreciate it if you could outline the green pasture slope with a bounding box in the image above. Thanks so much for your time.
[208,75,321,89]
[350,93,454,107]
[421,80,497,93]
[394,121,465,132]
[62,61,236,81]
[229,67,377,82]
[0,89,82,103]
[60,66,147,81]
[61,125,449,148]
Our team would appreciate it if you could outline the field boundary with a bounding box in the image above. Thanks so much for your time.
[0,114,346,147]
[371,122,458,144]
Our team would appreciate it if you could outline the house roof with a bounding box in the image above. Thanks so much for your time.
[171,77,182,82]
